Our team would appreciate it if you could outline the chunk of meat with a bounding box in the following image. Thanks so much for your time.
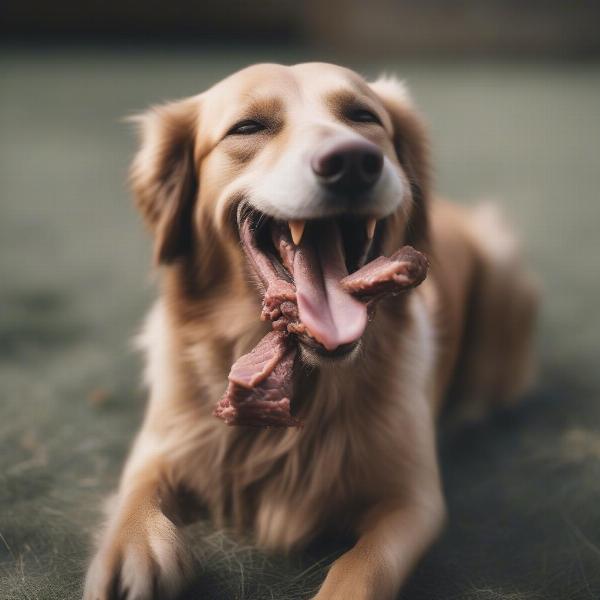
[261,279,297,322]
[341,246,429,300]
[215,228,428,427]
[228,330,290,388]
[213,331,300,427]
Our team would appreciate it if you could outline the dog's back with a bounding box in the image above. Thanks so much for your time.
[386,197,539,420]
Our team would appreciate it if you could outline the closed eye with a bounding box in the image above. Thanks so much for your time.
[226,119,267,136]
[346,108,383,126]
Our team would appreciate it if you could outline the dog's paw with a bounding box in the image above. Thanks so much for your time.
[311,581,372,600]
[310,550,395,600]
[83,512,193,600]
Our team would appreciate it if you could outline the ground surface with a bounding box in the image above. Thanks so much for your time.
[1,47,599,600]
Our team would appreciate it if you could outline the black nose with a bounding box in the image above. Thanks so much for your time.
[311,139,383,195]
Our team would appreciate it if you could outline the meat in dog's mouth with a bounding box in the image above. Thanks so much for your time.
[218,206,428,426]
[238,206,385,353]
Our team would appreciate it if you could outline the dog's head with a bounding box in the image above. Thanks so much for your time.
[130,63,430,359]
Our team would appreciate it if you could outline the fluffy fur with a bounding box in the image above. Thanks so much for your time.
[84,63,537,600]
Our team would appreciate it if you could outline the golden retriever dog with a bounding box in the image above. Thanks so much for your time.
[84,62,537,600]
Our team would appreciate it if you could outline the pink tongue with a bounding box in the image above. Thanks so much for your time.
[293,221,368,351]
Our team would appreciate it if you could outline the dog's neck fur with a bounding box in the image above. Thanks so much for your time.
[138,261,435,550]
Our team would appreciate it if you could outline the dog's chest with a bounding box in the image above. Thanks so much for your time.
[192,382,403,551]
[218,419,379,549]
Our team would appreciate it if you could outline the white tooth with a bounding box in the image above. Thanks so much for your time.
[366,217,377,240]
[289,220,306,245]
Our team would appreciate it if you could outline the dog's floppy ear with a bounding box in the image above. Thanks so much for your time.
[370,76,431,247]
[129,97,199,265]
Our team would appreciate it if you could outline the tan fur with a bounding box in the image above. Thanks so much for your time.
[84,63,537,600]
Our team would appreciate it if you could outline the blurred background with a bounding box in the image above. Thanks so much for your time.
[1,2,600,599]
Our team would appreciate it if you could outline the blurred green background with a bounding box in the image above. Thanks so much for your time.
[1,2,600,599]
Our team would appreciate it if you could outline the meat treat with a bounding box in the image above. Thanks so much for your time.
[341,246,429,301]
[213,331,299,427]
[213,216,429,427]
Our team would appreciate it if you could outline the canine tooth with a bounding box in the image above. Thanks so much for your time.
[366,217,377,240]
[289,220,306,245]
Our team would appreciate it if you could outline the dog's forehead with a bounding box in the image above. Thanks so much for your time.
[291,62,370,90]
[195,63,388,149]
[205,62,372,106]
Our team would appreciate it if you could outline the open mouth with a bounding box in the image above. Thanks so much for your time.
[215,204,428,426]
[238,205,385,355]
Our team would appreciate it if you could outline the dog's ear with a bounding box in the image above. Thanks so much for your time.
[370,76,431,247]
[129,97,199,265]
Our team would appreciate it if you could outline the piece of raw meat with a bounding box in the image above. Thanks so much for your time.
[214,230,428,427]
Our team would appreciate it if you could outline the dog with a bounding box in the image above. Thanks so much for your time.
[84,62,538,600]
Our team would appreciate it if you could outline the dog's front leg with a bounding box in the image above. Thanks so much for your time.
[84,436,192,600]
[313,404,445,600]
[313,491,445,600]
